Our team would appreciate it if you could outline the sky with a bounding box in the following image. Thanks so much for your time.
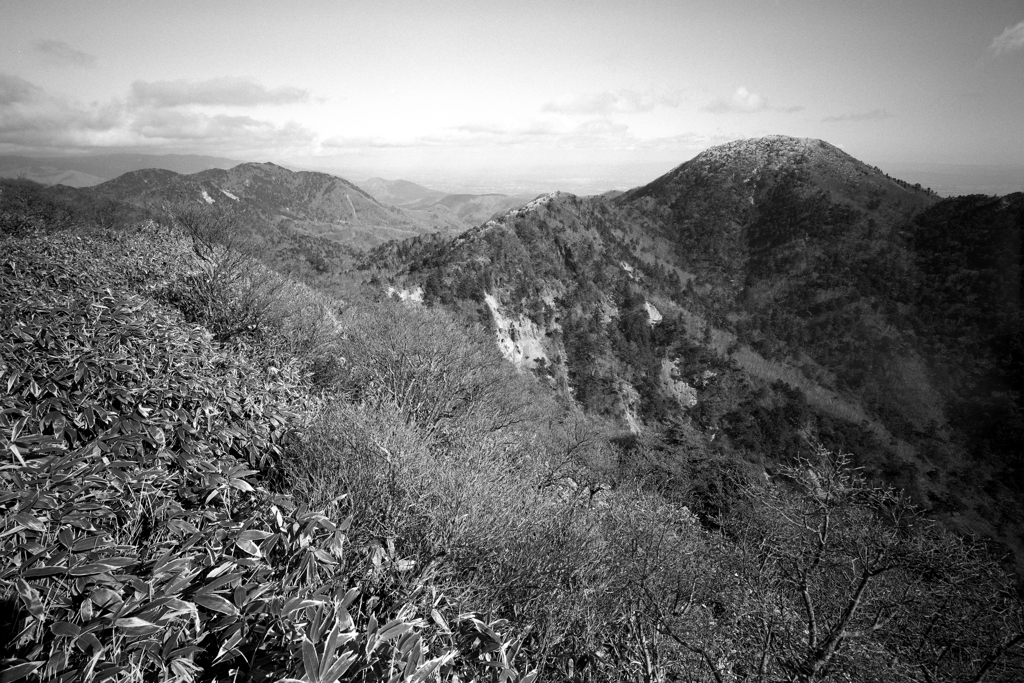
[1,0,1023,193]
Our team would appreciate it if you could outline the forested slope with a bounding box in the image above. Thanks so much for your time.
[2,175,1022,682]
[368,138,1024,572]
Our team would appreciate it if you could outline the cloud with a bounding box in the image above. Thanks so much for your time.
[321,119,738,157]
[0,87,125,150]
[324,118,610,151]
[991,19,1024,54]
[130,109,315,148]
[702,87,804,115]
[321,136,424,149]
[129,78,309,108]
[543,89,684,115]
[705,87,769,114]
[0,75,316,156]
[637,131,741,150]
[33,40,96,67]
[821,108,894,123]
[456,120,562,138]
[0,72,44,105]
[445,118,631,149]
[323,120,563,150]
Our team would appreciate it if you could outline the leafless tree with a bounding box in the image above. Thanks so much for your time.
[164,201,284,340]
[634,448,1024,682]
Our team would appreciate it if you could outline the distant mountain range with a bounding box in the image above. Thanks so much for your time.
[364,135,1024,569]
[357,177,448,206]
[84,162,417,241]
[57,162,468,285]
[356,177,539,230]
[0,153,243,187]
[0,151,542,234]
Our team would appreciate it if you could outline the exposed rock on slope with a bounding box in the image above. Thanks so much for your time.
[365,135,1024,568]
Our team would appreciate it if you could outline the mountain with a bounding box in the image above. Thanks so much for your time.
[357,176,539,230]
[4,141,1022,682]
[364,135,1024,568]
[357,177,448,207]
[0,153,242,186]
[0,160,105,187]
[422,193,542,226]
[83,161,465,247]
[55,162,465,294]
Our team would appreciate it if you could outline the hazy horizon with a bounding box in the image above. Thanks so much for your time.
[2,0,1022,194]
[3,147,1023,198]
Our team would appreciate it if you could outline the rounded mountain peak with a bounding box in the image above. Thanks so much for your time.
[690,135,847,172]
[626,135,933,211]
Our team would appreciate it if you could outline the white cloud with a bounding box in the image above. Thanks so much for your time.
[543,89,684,115]
[129,78,309,108]
[321,135,422,150]
[442,118,630,149]
[324,120,561,150]
[822,108,894,123]
[0,75,315,156]
[0,74,740,163]
[636,131,740,151]
[322,118,738,156]
[0,73,122,149]
[704,87,803,115]
[705,87,769,114]
[991,19,1024,54]
[130,109,315,148]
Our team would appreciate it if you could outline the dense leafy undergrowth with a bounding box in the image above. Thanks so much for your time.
[0,223,534,682]
[2,184,1023,682]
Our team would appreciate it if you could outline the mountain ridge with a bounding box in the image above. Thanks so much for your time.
[3,136,1023,681]
[0,152,243,186]
[356,176,540,231]
[363,135,1023,568]
[77,161,464,250]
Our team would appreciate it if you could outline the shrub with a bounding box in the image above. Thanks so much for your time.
[337,301,539,444]
[635,449,1024,683]
[159,201,283,342]
[157,203,346,386]
[0,246,305,678]
[0,229,539,683]
[0,179,76,236]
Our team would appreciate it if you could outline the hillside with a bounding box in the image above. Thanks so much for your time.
[84,162,438,245]
[357,177,448,207]
[357,177,538,230]
[2,170,1023,682]
[52,162,472,294]
[0,163,104,188]
[367,136,1024,569]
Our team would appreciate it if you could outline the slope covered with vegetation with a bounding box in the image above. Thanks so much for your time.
[369,137,1024,573]
[71,162,465,251]
[2,173,1023,682]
